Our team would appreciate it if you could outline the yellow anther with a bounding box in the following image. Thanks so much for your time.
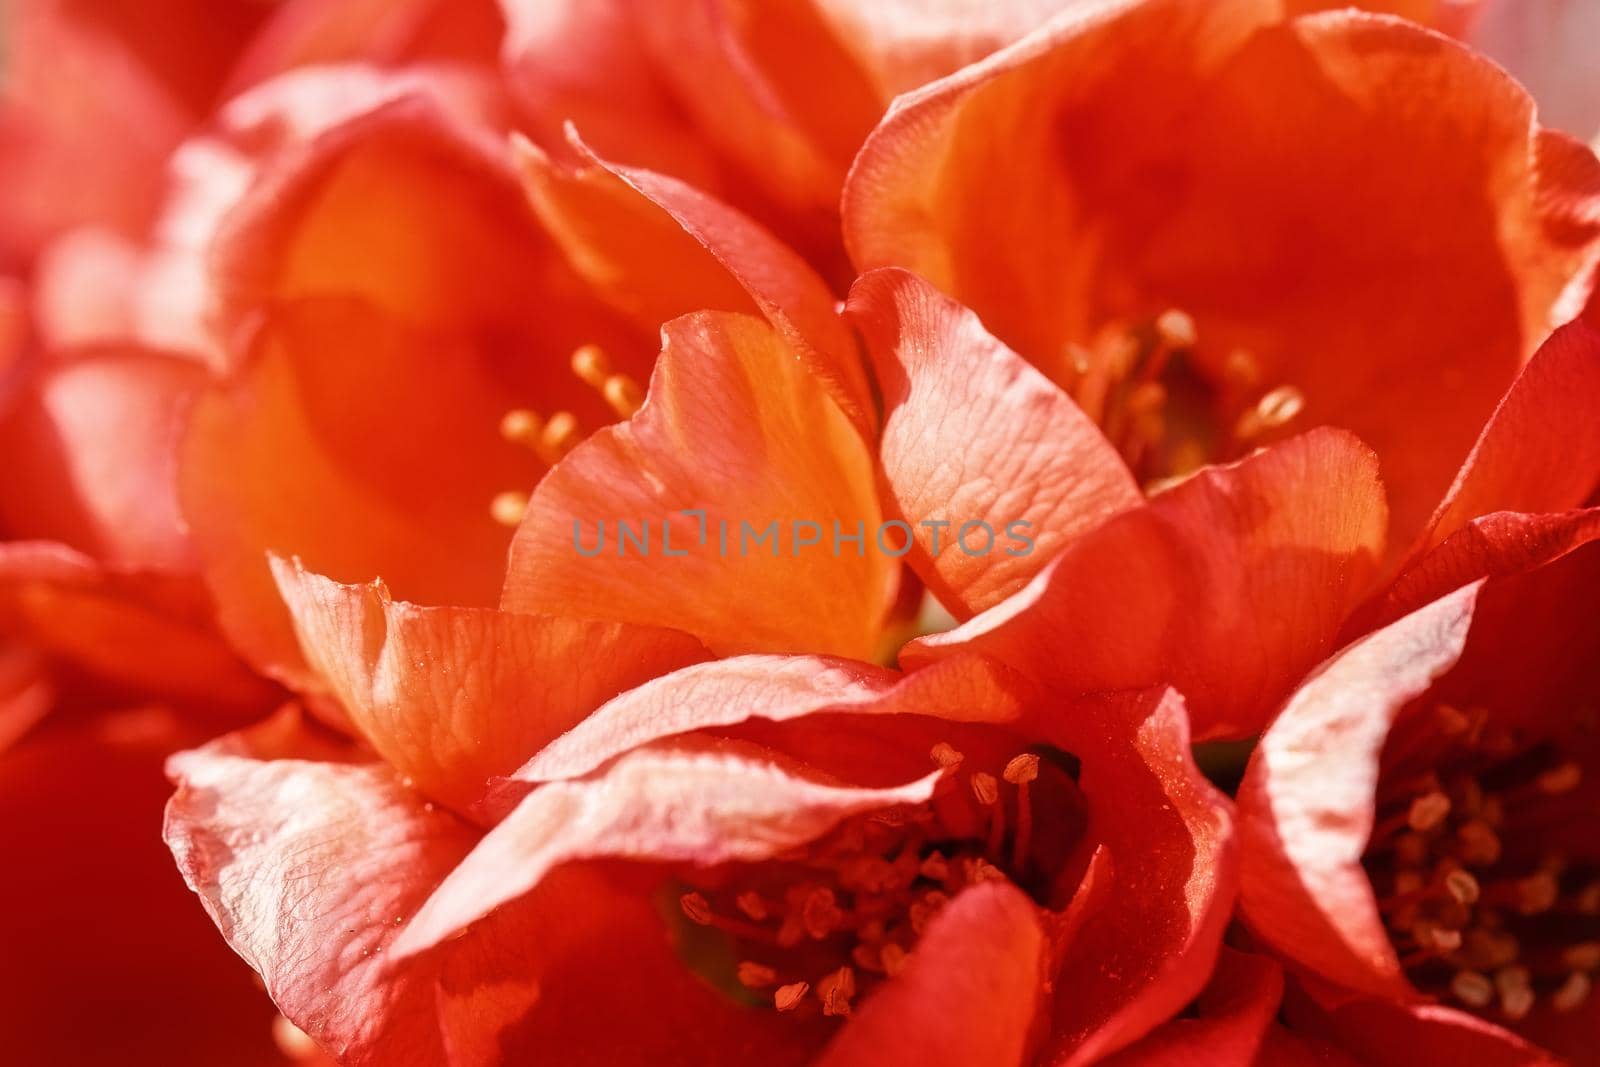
[970,772,999,807]
[1451,970,1494,1008]
[774,982,809,1012]
[1154,309,1197,350]
[603,374,644,418]
[737,961,778,988]
[490,491,529,527]
[541,411,581,459]
[570,343,610,387]
[1002,753,1041,785]
[499,408,543,444]
[1445,869,1481,906]
[1408,791,1452,832]
[929,742,965,770]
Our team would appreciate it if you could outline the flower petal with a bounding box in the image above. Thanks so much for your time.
[845,4,1600,547]
[515,129,873,433]
[502,311,895,661]
[909,429,1388,740]
[270,557,709,812]
[1097,948,1284,1067]
[1237,583,1481,1000]
[1039,687,1237,1065]
[1408,320,1600,560]
[815,881,1048,1067]
[518,652,1030,786]
[392,738,942,958]
[165,709,540,1066]
[0,349,201,573]
[846,268,1140,614]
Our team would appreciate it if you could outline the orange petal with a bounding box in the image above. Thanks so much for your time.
[815,882,1047,1067]
[517,652,1029,787]
[502,311,895,661]
[271,556,708,813]
[180,300,541,681]
[392,736,943,958]
[910,429,1388,740]
[845,4,1600,550]
[1237,583,1481,1001]
[847,268,1140,615]
[516,129,873,434]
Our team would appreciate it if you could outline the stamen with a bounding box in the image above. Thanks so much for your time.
[737,961,778,988]
[929,743,964,770]
[680,892,714,926]
[1004,753,1040,873]
[736,891,769,922]
[817,966,856,1017]
[1564,942,1600,971]
[499,408,543,445]
[1233,384,1306,442]
[570,344,644,419]
[774,982,809,1012]
[1496,966,1535,1021]
[1457,821,1502,867]
[1553,972,1592,1013]
[541,411,581,459]
[1408,791,1452,832]
[969,772,999,807]
[570,344,609,388]
[1451,970,1495,1008]
[880,942,908,977]
[603,375,644,418]
[490,491,529,527]
[1445,869,1482,906]
[1536,762,1583,795]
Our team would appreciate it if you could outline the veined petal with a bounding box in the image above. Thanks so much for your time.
[847,268,1139,614]
[270,557,708,813]
[502,311,895,662]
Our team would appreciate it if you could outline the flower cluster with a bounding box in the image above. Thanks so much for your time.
[2,1,1598,1064]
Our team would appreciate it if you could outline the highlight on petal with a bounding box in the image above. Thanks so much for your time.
[1039,687,1237,1065]
[165,708,542,1067]
[502,311,896,662]
[515,128,873,434]
[910,429,1389,740]
[393,738,943,958]
[844,2,1600,547]
[270,557,709,813]
[518,651,1030,786]
[814,881,1047,1067]
[846,268,1140,615]
[1237,583,1481,1001]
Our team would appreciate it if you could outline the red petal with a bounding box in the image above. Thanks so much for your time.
[502,311,895,661]
[0,349,201,573]
[846,268,1140,615]
[1097,948,1284,1067]
[1237,584,1481,1000]
[517,652,1030,786]
[392,737,943,958]
[271,557,708,812]
[910,429,1387,740]
[517,129,873,434]
[1039,687,1237,1064]
[1407,320,1600,560]
[816,882,1048,1067]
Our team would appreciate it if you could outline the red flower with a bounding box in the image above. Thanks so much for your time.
[166,652,1233,1065]
[844,0,1600,549]
[1236,516,1600,1063]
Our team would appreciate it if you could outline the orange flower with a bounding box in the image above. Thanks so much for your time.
[844,0,1600,549]
[166,652,1233,1065]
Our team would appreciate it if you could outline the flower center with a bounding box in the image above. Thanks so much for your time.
[1366,703,1599,1022]
[674,744,1082,1019]
[489,343,644,526]
[1065,311,1304,491]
